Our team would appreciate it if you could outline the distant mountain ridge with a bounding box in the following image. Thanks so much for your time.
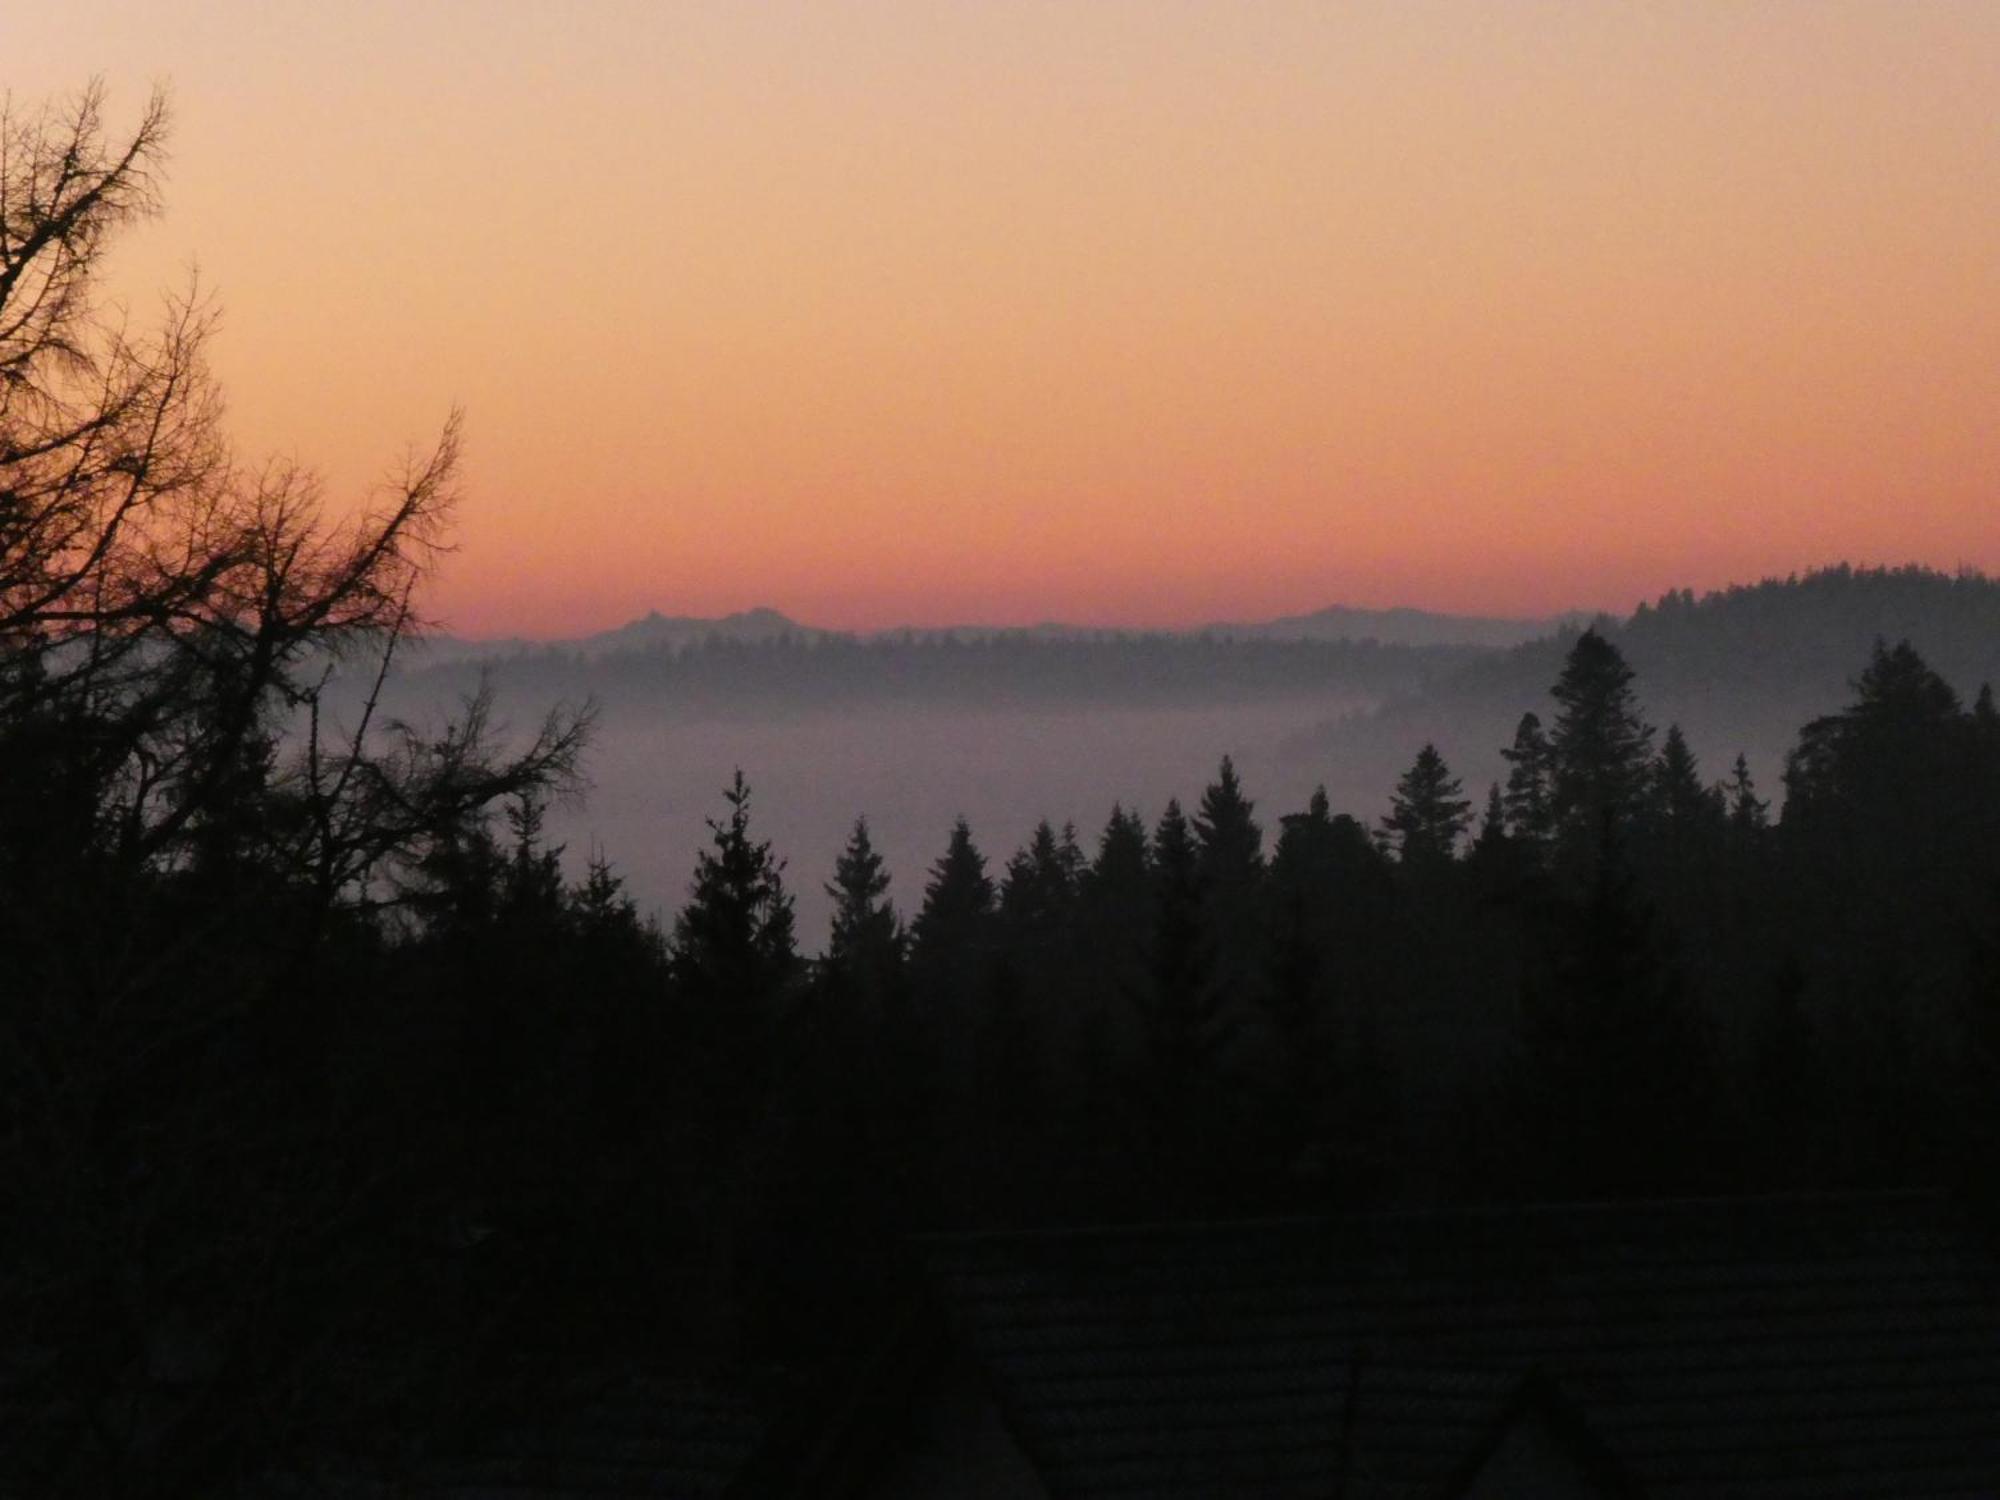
[407,607,814,664]
[408,568,1999,707]
[1199,603,1576,649]
[412,600,1571,661]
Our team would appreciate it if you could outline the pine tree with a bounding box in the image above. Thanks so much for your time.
[671,770,798,1010]
[1266,788,1341,1148]
[1075,804,1153,1050]
[825,817,904,985]
[1193,756,1263,881]
[1548,628,1655,851]
[569,853,665,1011]
[1000,819,1081,939]
[502,792,567,924]
[1056,820,1088,890]
[1268,787,1339,1028]
[909,817,997,971]
[1781,641,1985,1031]
[1467,780,1533,899]
[1783,639,1963,826]
[1193,756,1267,1007]
[997,819,1084,1058]
[815,818,919,1233]
[908,816,1000,1035]
[1150,802,1210,1028]
[1500,711,1555,845]
[1649,726,1705,824]
[1475,782,1507,851]
[1724,753,1769,833]
[1782,639,1973,868]
[1382,743,1473,868]
[666,772,798,1336]
[1143,799,1229,1200]
[1083,803,1151,922]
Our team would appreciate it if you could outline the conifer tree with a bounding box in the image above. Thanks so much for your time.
[908,817,1000,1032]
[1143,799,1228,1196]
[1724,753,1769,834]
[910,817,997,968]
[1194,757,1263,874]
[1780,639,1977,917]
[1466,781,1531,898]
[1500,711,1555,845]
[998,818,1084,1042]
[816,817,918,1234]
[568,853,666,1046]
[1649,726,1707,827]
[1268,788,1339,1020]
[1548,629,1655,853]
[1192,756,1267,1007]
[671,771,797,1010]
[1270,787,1340,896]
[826,817,902,977]
[1082,803,1151,923]
[502,793,568,923]
[1266,787,1343,1145]
[1475,783,1507,850]
[1056,820,1089,890]
[1382,743,1473,868]
[1076,803,1153,1029]
[1783,639,1962,827]
[1000,819,1081,938]
[1150,802,1210,1023]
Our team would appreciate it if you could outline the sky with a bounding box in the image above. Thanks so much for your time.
[10,2,1999,635]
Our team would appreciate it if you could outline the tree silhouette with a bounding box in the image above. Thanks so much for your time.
[0,84,590,1496]
[1500,711,1556,847]
[1549,629,1655,858]
[1648,726,1709,829]
[910,816,998,1007]
[1724,753,1769,834]
[1193,755,1267,1014]
[1266,787,1344,1165]
[825,816,904,987]
[1000,818,1082,944]
[1382,742,1473,868]
[1143,799,1233,1202]
[672,770,797,1010]
[1077,802,1153,997]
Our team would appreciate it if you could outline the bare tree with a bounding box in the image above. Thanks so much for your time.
[1,83,591,1496]
[1,80,587,905]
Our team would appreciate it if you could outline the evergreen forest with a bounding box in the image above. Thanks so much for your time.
[8,81,2000,1497]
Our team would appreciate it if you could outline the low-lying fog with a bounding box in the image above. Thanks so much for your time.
[357,568,2000,946]
[543,696,1379,943]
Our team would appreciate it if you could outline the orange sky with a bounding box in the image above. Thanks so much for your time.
[11,3,1999,635]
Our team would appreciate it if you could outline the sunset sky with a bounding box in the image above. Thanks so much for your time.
[11,3,1999,635]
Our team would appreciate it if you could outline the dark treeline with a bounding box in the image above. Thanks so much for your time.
[15,605,2000,1489]
[357,627,2000,1254]
[388,628,1484,712]
[1365,564,2000,747]
[9,83,2000,1497]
